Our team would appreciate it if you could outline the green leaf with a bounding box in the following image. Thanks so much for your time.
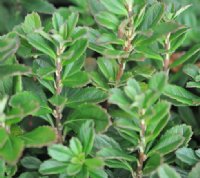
[78,121,95,155]
[157,164,181,178]
[52,12,64,32]
[67,163,82,176]
[97,57,119,82]
[188,162,200,178]
[27,33,56,59]
[62,71,89,88]
[173,4,192,18]
[143,153,162,175]
[148,132,184,156]
[0,64,31,80]
[89,168,108,178]
[97,147,136,162]
[163,84,200,106]
[140,2,164,30]
[62,38,88,65]
[0,127,8,148]
[0,136,24,164]
[39,159,68,175]
[48,144,73,162]
[176,148,199,166]
[85,158,104,170]
[100,0,128,16]
[7,91,40,121]
[66,103,110,133]
[65,87,108,107]
[149,72,167,92]
[19,126,57,148]
[69,137,83,155]
[22,12,41,33]
[0,33,19,62]
[170,44,200,68]
[20,156,42,170]
[67,12,79,38]
[183,64,199,79]
[95,11,119,30]
[145,101,170,142]
[20,0,55,14]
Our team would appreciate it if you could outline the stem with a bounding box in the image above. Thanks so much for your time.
[54,55,63,143]
[136,119,147,178]
[116,4,134,84]
[164,33,171,74]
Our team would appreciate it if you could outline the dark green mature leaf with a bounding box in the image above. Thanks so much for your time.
[97,57,119,82]
[143,153,162,175]
[78,121,95,155]
[183,64,199,79]
[62,71,89,88]
[22,12,41,33]
[27,33,56,59]
[97,147,136,162]
[157,164,181,178]
[100,0,128,16]
[20,126,57,148]
[170,44,200,68]
[65,87,108,107]
[39,159,68,175]
[0,136,24,164]
[188,162,200,178]
[145,101,170,142]
[66,103,110,133]
[176,148,199,166]
[48,144,73,162]
[140,2,164,30]
[0,64,31,80]
[163,84,200,106]
[20,156,42,170]
[20,0,55,14]
[95,11,119,30]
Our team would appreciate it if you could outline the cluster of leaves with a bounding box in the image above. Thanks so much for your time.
[0,0,200,178]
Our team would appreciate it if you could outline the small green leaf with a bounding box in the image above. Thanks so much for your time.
[27,33,56,59]
[39,159,68,175]
[0,64,31,80]
[0,136,24,165]
[157,164,181,178]
[163,84,200,106]
[100,0,128,16]
[0,127,8,148]
[188,162,200,178]
[69,137,83,155]
[95,11,119,30]
[52,12,64,32]
[170,44,200,68]
[67,163,82,176]
[22,12,41,33]
[85,158,104,170]
[20,156,42,170]
[48,144,73,162]
[67,13,79,38]
[62,71,89,88]
[20,126,57,148]
[176,148,199,166]
[78,121,95,155]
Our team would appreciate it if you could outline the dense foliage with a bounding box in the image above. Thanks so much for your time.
[0,0,200,177]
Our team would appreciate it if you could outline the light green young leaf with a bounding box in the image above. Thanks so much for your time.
[39,159,68,175]
[69,137,83,155]
[48,144,73,162]
[52,12,64,32]
[67,13,79,38]
[0,127,8,148]
[78,120,95,155]
[22,12,41,33]
[188,162,200,178]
